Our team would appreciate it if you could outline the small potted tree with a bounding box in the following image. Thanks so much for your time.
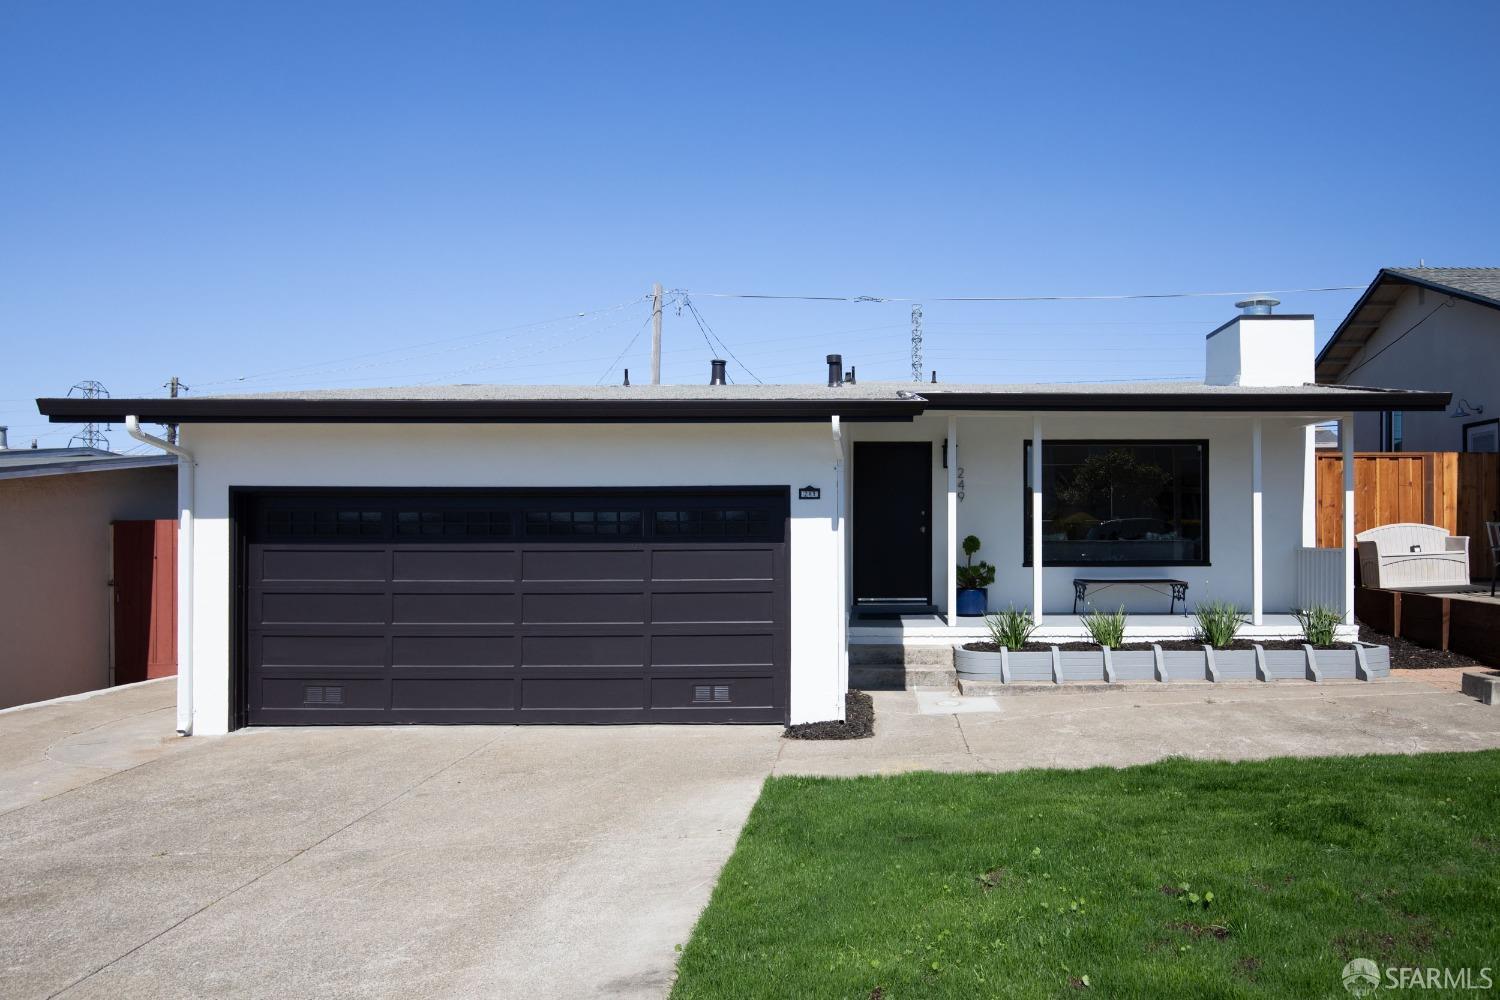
[956,534,995,617]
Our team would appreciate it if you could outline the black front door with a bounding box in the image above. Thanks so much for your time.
[853,442,931,603]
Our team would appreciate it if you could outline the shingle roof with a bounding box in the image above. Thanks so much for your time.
[1318,267,1500,380]
[1384,267,1500,305]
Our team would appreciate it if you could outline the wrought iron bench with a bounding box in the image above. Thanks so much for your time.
[1072,577,1189,614]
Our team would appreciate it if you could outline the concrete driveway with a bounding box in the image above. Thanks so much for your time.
[0,682,781,1000]
[5,676,1500,999]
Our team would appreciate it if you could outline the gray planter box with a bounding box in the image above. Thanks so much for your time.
[1007,649,1055,682]
[1110,649,1157,681]
[955,641,1390,686]
[1163,649,1210,682]
[1261,648,1311,681]
[1213,649,1258,681]
[1357,642,1390,678]
[953,644,1004,679]
[1059,649,1107,683]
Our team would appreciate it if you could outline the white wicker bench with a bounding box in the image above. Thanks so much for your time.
[1355,523,1470,590]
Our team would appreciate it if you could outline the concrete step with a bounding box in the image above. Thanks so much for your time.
[848,643,956,690]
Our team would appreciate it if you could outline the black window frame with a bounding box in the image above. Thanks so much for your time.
[1022,439,1210,568]
[1380,410,1405,452]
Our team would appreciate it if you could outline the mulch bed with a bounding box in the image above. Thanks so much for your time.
[962,639,1346,653]
[1358,622,1484,670]
[783,690,874,740]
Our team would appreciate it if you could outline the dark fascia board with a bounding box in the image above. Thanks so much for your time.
[35,396,923,424]
[37,387,1451,424]
[1317,268,1500,375]
[923,388,1451,413]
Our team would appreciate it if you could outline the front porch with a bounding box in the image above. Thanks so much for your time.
[838,409,1361,647]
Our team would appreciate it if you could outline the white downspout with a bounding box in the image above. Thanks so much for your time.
[830,415,847,720]
[126,416,194,735]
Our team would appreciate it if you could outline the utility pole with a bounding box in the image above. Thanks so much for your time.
[165,376,185,445]
[910,304,924,382]
[650,282,664,384]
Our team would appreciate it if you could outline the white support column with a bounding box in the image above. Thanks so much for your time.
[946,417,958,622]
[1251,418,1263,625]
[1301,424,1318,548]
[830,416,847,717]
[1031,416,1044,622]
[1340,415,1356,624]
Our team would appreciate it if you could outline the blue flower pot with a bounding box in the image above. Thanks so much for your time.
[956,587,988,617]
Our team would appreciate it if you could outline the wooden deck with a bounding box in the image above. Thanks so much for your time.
[1357,585,1500,665]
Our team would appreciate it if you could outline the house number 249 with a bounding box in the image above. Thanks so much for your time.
[956,466,966,502]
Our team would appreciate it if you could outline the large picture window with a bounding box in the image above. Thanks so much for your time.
[1024,440,1208,566]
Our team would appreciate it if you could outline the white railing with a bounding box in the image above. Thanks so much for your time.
[1296,547,1346,613]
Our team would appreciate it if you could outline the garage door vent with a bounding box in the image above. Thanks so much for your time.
[304,685,344,706]
[693,684,731,704]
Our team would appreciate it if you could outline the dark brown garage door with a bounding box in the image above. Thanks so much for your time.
[238,489,789,726]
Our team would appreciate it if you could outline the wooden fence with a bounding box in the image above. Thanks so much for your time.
[1316,451,1500,581]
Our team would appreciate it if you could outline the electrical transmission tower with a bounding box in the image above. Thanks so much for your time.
[66,380,111,450]
[910,304,924,382]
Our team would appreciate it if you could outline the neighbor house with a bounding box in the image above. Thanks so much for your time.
[0,441,177,709]
[37,307,1448,733]
[1317,267,1500,452]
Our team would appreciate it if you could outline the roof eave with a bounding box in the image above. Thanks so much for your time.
[1317,268,1500,380]
[35,397,925,424]
[923,389,1451,413]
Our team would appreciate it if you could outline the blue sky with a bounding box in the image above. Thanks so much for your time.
[3,1,1497,448]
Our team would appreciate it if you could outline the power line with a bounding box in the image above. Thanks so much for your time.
[680,295,763,384]
[684,283,1364,304]
[190,295,651,389]
[596,310,661,385]
[1338,297,1454,382]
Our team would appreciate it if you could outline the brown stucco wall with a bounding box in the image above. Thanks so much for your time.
[0,465,176,709]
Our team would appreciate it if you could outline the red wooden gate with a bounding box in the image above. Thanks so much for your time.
[112,520,177,684]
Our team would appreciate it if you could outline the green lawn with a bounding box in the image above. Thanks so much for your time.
[671,753,1500,999]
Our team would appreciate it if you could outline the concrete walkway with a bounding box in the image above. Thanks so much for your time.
[0,678,185,815]
[4,678,1499,999]
[776,679,1500,776]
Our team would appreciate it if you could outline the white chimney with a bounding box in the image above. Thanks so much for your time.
[1204,297,1315,387]
[0,426,8,450]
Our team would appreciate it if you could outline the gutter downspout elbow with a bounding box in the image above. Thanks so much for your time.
[126,416,195,736]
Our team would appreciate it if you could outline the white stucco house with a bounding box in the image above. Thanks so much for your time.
[1317,267,1499,452]
[38,307,1448,734]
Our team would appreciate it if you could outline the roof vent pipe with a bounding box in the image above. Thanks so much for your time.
[1235,296,1280,316]
[826,354,844,387]
[0,425,8,450]
[844,365,856,386]
[623,368,630,386]
[709,359,727,385]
